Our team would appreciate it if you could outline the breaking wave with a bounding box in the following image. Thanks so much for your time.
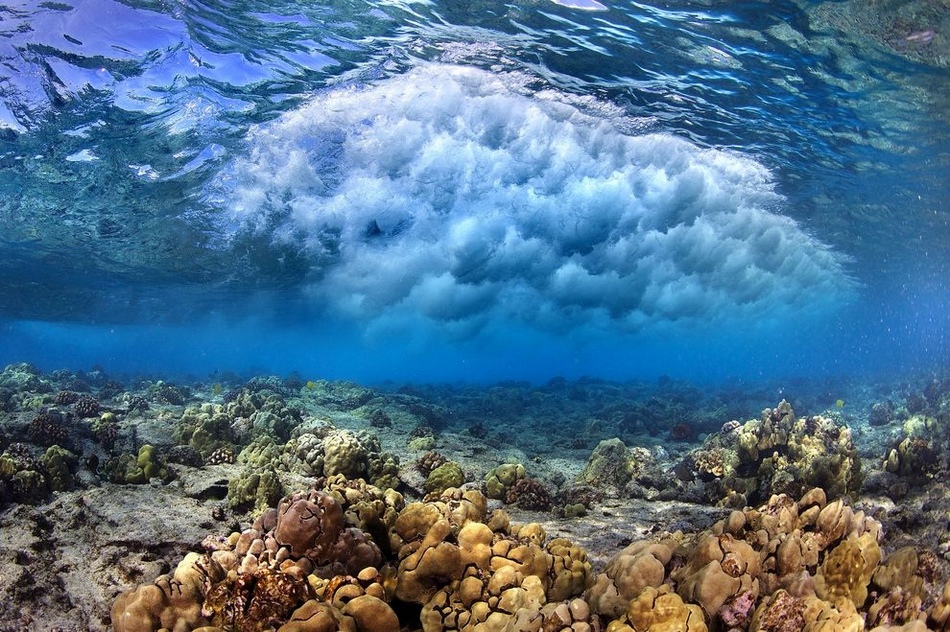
[212,64,854,336]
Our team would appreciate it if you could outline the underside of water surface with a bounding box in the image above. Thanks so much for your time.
[0,0,947,383]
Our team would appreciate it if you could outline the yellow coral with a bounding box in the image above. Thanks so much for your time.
[815,533,881,608]
[930,580,950,631]
[619,585,707,632]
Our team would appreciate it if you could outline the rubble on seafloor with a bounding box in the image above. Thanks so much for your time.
[1,362,950,630]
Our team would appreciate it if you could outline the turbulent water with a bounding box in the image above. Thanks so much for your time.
[0,0,948,382]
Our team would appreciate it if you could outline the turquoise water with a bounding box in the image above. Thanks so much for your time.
[0,0,947,382]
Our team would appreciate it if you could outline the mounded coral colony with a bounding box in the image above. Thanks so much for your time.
[1,363,950,631]
[111,481,950,632]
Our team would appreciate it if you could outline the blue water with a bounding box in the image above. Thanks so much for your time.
[0,0,947,383]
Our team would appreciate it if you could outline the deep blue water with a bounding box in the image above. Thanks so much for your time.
[0,0,947,383]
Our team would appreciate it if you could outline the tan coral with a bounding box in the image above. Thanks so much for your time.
[814,532,881,608]
[547,537,593,602]
[611,585,707,632]
[930,580,950,631]
[421,567,548,632]
[457,520,494,571]
[489,524,553,583]
[586,540,674,619]
[872,547,924,597]
[775,531,821,579]
[540,598,601,632]
[673,533,760,618]
[112,552,217,632]
[814,499,853,547]
[394,517,464,604]
[323,474,405,546]
[276,600,356,631]
[693,449,725,479]
[802,594,864,631]
[341,595,400,632]
[407,499,589,630]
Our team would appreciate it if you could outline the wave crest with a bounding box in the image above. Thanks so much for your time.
[214,63,853,334]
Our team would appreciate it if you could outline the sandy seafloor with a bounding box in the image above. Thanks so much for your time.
[1,362,949,631]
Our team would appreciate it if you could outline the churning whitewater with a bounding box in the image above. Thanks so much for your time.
[211,64,854,336]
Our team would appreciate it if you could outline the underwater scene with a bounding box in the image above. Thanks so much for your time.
[1,0,949,629]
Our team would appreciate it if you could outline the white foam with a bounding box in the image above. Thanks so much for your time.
[215,63,853,335]
[549,0,609,11]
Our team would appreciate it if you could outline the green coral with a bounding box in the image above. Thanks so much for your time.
[0,456,15,479]
[322,429,369,478]
[238,435,282,468]
[883,415,942,479]
[425,461,465,495]
[227,464,284,513]
[367,451,401,492]
[577,438,634,490]
[408,436,436,451]
[41,445,77,492]
[177,390,303,458]
[0,447,50,503]
[105,444,171,484]
[177,403,235,458]
[485,463,526,499]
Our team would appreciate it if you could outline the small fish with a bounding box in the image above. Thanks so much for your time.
[835,399,845,409]
[212,382,222,396]
[306,380,318,390]
[905,30,936,44]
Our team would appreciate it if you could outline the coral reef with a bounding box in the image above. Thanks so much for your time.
[577,438,635,491]
[1,441,79,503]
[74,395,101,418]
[882,415,947,481]
[2,365,950,631]
[416,450,448,477]
[679,400,862,506]
[110,477,950,632]
[586,488,943,631]
[276,425,400,492]
[112,481,595,632]
[227,464,285,513]
[504,477,552,511]
[424,461,465,495]
[177,390,304,458]
[103,444,172,485]
[484,462,526,499]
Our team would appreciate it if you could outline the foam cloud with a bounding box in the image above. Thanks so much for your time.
[215,63,853,335]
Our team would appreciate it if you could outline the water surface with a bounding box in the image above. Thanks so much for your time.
[0,0,947,382]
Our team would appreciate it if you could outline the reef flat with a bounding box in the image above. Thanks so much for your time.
[1,363,949,630]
